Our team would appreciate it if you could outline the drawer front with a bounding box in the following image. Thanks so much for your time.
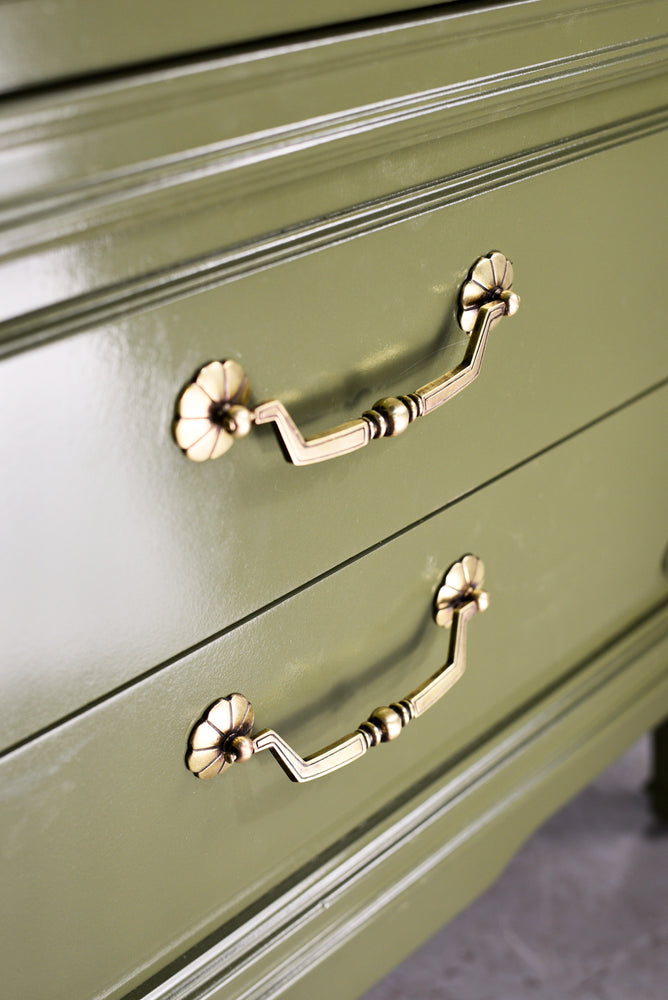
[2,384,667,1000]
[2,128,668,751]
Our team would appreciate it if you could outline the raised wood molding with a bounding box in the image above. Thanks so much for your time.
[2,107,667,360]
[0,0,666,349]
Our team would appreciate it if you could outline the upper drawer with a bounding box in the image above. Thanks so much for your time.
[2,384,667,1000]
[2,128,668,753]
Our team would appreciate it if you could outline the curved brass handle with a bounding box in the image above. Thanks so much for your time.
[186,554,488,784]
[175,252,519,466]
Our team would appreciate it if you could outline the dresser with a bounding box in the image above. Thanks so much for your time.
[1,2,667,999]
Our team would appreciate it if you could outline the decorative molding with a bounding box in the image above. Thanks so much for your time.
[1,373,666,764]
[1,106,666,359]
[0,0,666,347]
[131,601,668,1000]
[1,35,666,237]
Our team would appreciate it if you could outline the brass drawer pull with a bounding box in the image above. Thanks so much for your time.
[175,252,519,466]
[186,554,488,784]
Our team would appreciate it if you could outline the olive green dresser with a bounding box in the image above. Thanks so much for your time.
[1,2,667,998]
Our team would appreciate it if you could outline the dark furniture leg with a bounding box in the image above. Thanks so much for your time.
[647,719,668,824]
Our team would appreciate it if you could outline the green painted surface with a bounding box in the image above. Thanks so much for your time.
[1,2,667,996]
[1,386,667,1000]
[0,0,653,94]
[0,0,458,93]
[279,622,668,1000]
[648,717,668,821]
[2,131,668,750]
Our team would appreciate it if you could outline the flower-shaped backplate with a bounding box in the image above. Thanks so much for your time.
[175,359,251,462]
[458,251,515,334]
[186,693,255,779]
[434,554,486,628]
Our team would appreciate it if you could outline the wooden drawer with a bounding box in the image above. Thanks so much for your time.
[2,384,667,1000]
[2,128,668,752]
[1,0,665,328]
[2,0,667,750]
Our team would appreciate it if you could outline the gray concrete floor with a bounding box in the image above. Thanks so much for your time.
[362,738,668,1000]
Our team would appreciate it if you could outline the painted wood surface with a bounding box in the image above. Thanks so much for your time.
[1,0,663,95]
[0,0,666,335]
[2,131,668,751]
[2,386,667,1000]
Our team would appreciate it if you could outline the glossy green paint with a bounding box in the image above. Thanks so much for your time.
[2,0,661,95]
[0,0,464,93]
[0,0,665,331]
[2,2,668,997]
[2,387,667,1000]
[2,131,668,751]
[648,717,668,822]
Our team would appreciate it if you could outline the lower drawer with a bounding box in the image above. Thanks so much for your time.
[1,385,667,1000]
